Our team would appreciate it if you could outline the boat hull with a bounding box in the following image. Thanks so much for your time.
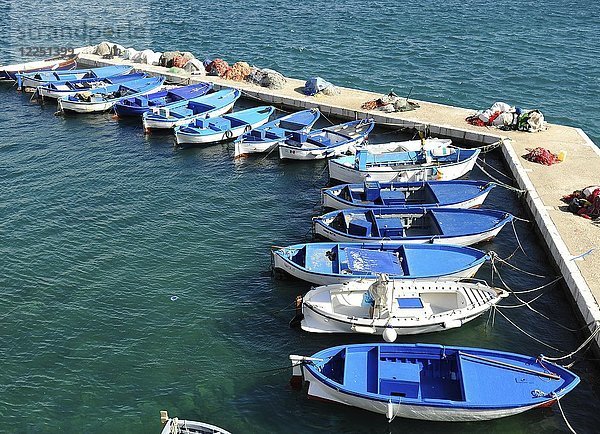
[328,152,479,183]
[301,367,549,422]
[176,117,271,146]
[272,251,483,285]
[143,102,235,130]
[279,136,366,160]
[313,220,506,246]
[234,138,283,157]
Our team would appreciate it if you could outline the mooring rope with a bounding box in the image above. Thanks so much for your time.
[475,160,525,194]
[489,251,548,279]
[493,307,564,352]
[479,154,514,181]
[552,392,578,434]
[511,219,529,258]
[542,323,600,362]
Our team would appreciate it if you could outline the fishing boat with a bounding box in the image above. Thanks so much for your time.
[57,76,165,114]
[328,147,480,184]
[37,72,147,100]
[312,207,513,246]
[16,64,132,90]
[365,137,452,154]
[290,343,579,421]
[0,56,76,81]
[272,242,488,285]
[294,275,508,336]
[160,412,231,434]
[233,108,321,157]
[175,106,275,147]
[322,180,494,210]
[142,88,241,131]
[114,82,213,117]
[278,118,375,160]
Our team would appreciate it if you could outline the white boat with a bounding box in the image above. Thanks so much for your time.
[290,343,580,422]
[364,137,452,154]
[57,76,165,114]
[175,106,275,147]
[160,414,230,434]
[278,119,374,160]
[272,242,489,285]
[295,275,508,338]
[328,147,480,184]
[233,108,321,157]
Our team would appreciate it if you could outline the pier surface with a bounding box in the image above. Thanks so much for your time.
[78,54,600,348]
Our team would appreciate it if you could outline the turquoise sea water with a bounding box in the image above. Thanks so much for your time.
[1,1,599,433]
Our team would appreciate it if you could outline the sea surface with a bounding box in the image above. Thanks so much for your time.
[1,1,599,433]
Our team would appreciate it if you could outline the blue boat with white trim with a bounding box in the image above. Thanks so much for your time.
[37,72,147,100]
[290,343,580,421]
[272,242,488,285]
[142,88,241,131]
[313,207,513,246]
[175,106,275,147]
[233,108,321,157]
[114,82,213,117]
[16,64,133,90]
[322,180,495,210]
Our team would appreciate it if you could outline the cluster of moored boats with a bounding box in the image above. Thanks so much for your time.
[1,58,580,429]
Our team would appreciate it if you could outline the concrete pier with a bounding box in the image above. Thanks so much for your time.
[77,53,600,351]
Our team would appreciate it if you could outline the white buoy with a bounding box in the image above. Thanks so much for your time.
[383,327,397,343]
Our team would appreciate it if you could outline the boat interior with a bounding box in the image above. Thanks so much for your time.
[338,181,436,206]
[329,210,442,238]
[321,346,466,402]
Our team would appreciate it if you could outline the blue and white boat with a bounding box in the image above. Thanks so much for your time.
[272,242,489,285]
[16,64,132,90]
[142,88,241,131]
[313,207,513,246]
[57,76,165,113]
[113,82,213,117]
[295,276,508,336]
[233,108,321,157]
[328,147,480,183]
[175,106,275,147]
[0,56,76,81]
[290,343,580,421]
[160,414,231,434]
[37,72,147,100]
[279,118,375,160]
[322,180,495,210]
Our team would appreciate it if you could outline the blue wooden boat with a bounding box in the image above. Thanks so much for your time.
[290,343,579,421]
[57,76,165,114]
[328,147,480,183]
[279,118,375,160]
[175,106,275,147]
[113,82,213,117]
[313,207,513,246]
[272,242,488,285]
[322,180,495,210]
[16,64,132,89]
[142,88,241,131]
[37,72,147,100]
[233,108,321,157]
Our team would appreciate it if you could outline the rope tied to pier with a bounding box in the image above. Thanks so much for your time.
[475,159,526,195]
[552,392,578,434]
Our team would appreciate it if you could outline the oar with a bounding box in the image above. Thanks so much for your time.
[459,351,561,380]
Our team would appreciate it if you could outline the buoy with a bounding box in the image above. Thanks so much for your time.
[170,295,178,301]
[383,327,397,343]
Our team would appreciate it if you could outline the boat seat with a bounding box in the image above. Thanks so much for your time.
[250,129,266,139]
[348,219,372,236]
[307,135,332,147]
[134,97,148,107]
[187,101,212,114]
[288,131,308,143]
[193,118,209,128]
[378,358,421,398]
[375,217,404,237]
[209,118,232,131]
[278,120,305,130]
[363,181,381,201]
[380,190,406,205]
